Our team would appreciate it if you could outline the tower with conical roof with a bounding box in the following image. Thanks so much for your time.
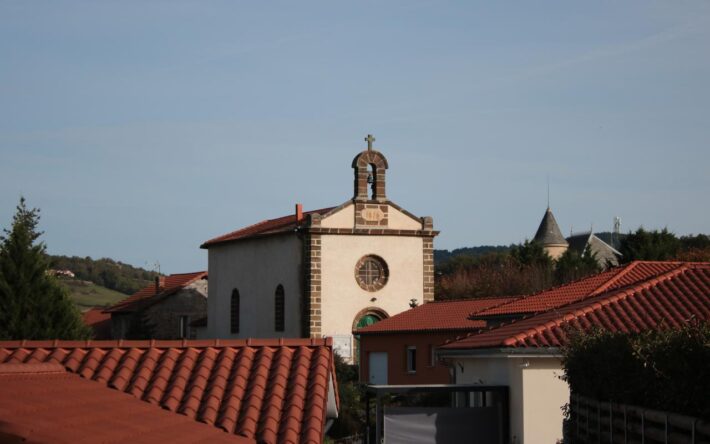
[533,207,569,259]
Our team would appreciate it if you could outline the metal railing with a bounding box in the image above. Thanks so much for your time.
[569,394,710,444]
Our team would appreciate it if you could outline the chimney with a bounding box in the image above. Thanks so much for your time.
[295,203,303,223]
[154,276,164,294]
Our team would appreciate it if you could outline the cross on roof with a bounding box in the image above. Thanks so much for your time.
[365,134,375,151]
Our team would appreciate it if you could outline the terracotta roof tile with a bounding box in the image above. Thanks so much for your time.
[355,296,517,334]
[0,338,338,444]
[82,307,112,339]
[105,271,207,313]
[0,363,252,444]
[472,261,685,316]
[201,207,335,248]
[442,262,710,350]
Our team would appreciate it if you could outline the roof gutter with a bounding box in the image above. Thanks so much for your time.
[437,347,563,359]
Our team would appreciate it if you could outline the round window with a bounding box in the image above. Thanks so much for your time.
[355,255,389,291]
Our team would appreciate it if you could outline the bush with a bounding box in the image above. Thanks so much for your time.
[561,323,710,418]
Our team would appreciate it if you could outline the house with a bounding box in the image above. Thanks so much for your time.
[0,338,339,444]
[200,135,437,362]
[566,230,621,267]
[105,271,208,340]
[82,307,112,339]
[355,296,516,385]
[437,261,710,444]
[533,207,621,267]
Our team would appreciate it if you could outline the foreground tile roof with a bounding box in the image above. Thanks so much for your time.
[472,261,684,316]
[201,207,335,248]
[0,362,252,443]
[105,271,207,313]
[442,262,710,350]
[0,338,338,444]
[355,296,517,334]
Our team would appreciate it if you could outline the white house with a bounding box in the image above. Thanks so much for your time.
[199,136,437,361]
[438,261,710,443]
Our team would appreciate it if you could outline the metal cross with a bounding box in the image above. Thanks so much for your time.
[365,134,375,151]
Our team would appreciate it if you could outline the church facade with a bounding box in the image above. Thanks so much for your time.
[200,136,437,360]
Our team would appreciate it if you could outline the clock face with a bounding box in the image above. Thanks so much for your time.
[355,255,389,292]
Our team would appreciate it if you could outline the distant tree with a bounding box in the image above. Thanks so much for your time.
[619,227,680,262]
[0,198,90,340]
[555,245,601,284]
[510,240,553,268]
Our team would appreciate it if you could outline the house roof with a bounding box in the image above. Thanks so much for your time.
[0,338,338,444]
[0,362,253,444]
[105,271,207,313]
[472,261,683,317]
[201,207,335,248]
[533,207,568,246]
[355,297,518,334]
[82,307,112,339]
[441,262,710,350]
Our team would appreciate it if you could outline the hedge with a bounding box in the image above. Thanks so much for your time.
[560,322,710,419]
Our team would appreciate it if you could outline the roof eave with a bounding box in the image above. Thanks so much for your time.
[437,346,563,359]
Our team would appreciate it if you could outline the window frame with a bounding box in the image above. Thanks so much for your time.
[230,289,240,334]
[406,345,417,374]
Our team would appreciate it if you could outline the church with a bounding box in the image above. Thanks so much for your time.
[200,136,437,360]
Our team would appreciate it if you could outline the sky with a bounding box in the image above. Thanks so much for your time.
[1,1,709,273]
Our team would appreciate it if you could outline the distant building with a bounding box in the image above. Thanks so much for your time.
[82,307,112,339]
[532,207,568,260]
[566,230,621,267]
[200,136,437,362]
[105,271,207,340]
[47,269,76,278]
[533,207,621,267]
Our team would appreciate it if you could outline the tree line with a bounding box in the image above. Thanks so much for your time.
[48,255,158,295]
[436,229,710,300]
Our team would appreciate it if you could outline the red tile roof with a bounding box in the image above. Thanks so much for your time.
[0,338,338,444]
[0,362,252,444]
[201,207,335,248]
[442,262,710,350]
[82,307,112,339]
[355,297,517,334]
[472,261,685,317]
[105,271,207,313]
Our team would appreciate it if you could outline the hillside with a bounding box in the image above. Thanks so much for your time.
[434,245,510,265]
[48,255,159,295]
[59,279,127,310]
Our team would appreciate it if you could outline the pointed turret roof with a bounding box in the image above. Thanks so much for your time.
[533,207,568,246]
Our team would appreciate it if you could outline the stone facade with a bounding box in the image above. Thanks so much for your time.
[110,279,208,340]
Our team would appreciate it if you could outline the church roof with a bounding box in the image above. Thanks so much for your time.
[533,207,568,246]
[105,271,207,314]
[0,338,339,444]
[441,261,710,350]
[201,207,335,248]
[354,296,518,335]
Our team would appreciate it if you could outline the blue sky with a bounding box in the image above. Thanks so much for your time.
[1,1,709,273]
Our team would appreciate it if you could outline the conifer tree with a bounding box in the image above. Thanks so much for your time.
[0,198,90,339]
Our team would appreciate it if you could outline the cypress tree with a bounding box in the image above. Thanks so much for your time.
[0,198,90,339]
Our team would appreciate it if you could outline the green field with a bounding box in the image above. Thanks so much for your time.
[60,279,128,310]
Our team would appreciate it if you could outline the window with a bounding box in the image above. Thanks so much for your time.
[406,346,417,373]
[179,315,190,339]
[230,289,240,334]
[429,344,436,367]
[275,284,285,332]
[355,255,389,291]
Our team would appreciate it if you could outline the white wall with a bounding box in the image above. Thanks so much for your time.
[455,356,568,444]
[320,234,424,353]
[206,234,303,339]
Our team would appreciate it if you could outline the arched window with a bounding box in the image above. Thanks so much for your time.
[230,289,240,334]
[274,284,285,332]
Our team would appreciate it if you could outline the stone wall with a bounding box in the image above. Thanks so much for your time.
[144,279,208,339]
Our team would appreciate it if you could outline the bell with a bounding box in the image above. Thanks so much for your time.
[367,173,374,184]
